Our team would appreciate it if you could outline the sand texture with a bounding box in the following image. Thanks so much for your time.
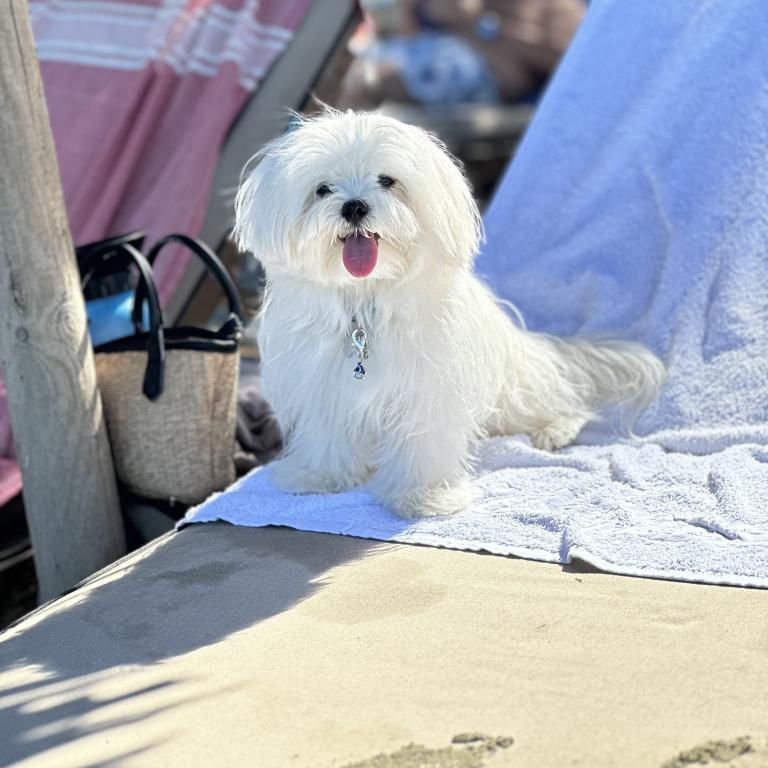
[0,524,766,768]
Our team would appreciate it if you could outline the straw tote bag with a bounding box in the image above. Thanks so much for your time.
[80,234,244,504]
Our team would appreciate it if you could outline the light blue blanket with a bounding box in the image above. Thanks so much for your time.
[183,0,768,587]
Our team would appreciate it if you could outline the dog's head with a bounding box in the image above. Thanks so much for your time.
[234,110,482,287]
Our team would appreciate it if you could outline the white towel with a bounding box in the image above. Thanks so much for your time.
[182,0,768,587]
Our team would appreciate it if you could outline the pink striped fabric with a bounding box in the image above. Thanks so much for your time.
[0,0,312,507]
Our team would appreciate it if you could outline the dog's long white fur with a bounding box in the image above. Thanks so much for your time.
[234,110,665,518]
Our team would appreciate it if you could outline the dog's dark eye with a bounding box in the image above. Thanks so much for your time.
[316,183,332,198]
[378,175,396,189]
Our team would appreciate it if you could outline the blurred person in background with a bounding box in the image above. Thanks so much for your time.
[340,0,586,109]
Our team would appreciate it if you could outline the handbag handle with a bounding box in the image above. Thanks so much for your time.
[76,231,146,263]
[77,231,147,299]
[80,242,166,401]
[133,234,245,329]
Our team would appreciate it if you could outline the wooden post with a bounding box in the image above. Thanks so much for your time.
[0,0,125,601]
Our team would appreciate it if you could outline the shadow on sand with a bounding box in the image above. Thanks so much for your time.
[0,524,380,766]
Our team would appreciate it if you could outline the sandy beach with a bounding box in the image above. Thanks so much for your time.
[1,523,766,767]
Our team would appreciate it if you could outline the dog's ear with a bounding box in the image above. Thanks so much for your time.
[234,136,292,269]
[419,130,483,267]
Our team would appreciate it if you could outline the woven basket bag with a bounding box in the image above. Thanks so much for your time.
[81,234,243,504]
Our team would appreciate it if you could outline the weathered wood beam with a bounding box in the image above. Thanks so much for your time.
[0,0,125,602]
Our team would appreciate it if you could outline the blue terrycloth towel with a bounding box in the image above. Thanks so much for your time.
[182,0,768,587]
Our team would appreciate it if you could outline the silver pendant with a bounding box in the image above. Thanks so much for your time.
[349,324,369,380]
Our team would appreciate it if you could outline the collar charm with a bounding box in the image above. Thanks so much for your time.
[347,315,369,380]
[351,326,368,380]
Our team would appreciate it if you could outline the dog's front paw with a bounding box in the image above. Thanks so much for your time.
[388,484,473,519]
[269,459,357,494]
[530,416,588,452]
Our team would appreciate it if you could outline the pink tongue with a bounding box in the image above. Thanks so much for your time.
[342,234,378,277]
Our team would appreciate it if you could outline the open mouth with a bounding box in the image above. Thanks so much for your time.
[340,232,379,278]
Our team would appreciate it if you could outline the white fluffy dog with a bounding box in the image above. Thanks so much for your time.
[234,110,664,518]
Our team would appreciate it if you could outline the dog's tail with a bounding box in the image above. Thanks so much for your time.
[552,336,666,419]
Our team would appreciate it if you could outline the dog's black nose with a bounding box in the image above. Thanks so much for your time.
[341,199,369,225]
